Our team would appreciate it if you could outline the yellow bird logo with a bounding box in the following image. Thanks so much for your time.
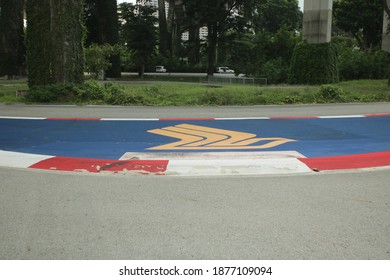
[148,124,295,150]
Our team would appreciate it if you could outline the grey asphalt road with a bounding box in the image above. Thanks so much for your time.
[121,72,237,78]
[1,168,389,260]
[0,103,389,260]
[1,102,389,118]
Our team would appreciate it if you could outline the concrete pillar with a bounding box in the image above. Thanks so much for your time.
[382,0,390,52]
[303,0,333,44]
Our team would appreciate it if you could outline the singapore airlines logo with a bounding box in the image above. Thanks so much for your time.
[147,124,295,150]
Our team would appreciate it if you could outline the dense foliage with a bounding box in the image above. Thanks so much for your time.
[334,37,389,81]
[181,0,257,75]
[0,0,25,78]
[85,44,119,79]
[1,0,390,88]
[23,80,389,105]
[26,0,85,86]
[25,0,52,86]
[333,0,383,51]
[289,42,339,85]
[119,2,158,78]
[85,0,121,78]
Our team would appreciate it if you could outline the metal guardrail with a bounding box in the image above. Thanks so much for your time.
[200,76,267,86]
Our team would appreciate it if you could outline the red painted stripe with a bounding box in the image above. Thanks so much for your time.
[159,118,215,121]
[29,156,169,174]
[299,151,390,171]
[364,113,390,117]
[270,116,319,119]
[45,118,101,121]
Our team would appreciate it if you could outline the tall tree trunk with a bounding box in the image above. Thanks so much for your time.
[104,0,121,78]
[140,64,145,79]
[158,0,169,56]
[384,0,390,88]
[207,22,218,76]
[26,0,84,86]
[50,0,84,84]
[102,0,121,78]
[0,0,25,79]
[26,0,52,86]
[188,26,200,65]
[167,0,175,56]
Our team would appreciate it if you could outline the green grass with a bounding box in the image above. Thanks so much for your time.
[338,79,389,95]
[0,80,28,103]
[1,78,389,105]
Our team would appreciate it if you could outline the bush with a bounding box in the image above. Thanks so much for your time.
[198,90,237,105]
[338,49,389,81]
[318,85,344,102]
[26,84,78,103]
[26,80,125,103]
[258,58,289,84]
[85,44,118,79]
[75,80,105,101]
[289,42,339,85]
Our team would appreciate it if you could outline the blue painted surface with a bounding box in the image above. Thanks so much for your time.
[0,117,389,159]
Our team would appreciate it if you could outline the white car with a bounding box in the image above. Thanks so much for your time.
[217,67,234,74]
[155,66,167,73]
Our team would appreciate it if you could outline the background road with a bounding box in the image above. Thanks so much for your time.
[1,102,389,119]
[1,103,389,259]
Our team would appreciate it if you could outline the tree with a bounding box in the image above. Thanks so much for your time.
[85,44,118,79]
[0,0,25,79]
[382,0,390,88]
[225,31,257,76]
[158,0,169,56]
[119,2,157,78]
[220,0,301,82]
[26,0,85,86]
[85,0,121,78]
[384,0,390,17]
[333,0,383,51]
[25,0,52,86]
[181,0,256,76]
[253,0,302,34]
[50,0,85,84]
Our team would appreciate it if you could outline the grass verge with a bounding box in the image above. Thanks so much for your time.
[0,78,389,105]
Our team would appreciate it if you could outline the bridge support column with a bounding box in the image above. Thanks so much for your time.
[303,0,333,44]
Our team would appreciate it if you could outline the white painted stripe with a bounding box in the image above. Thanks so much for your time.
[100,118,160,121]
[215,117,270,120]
[318,115,365,119]
[30,104,78,107]
[0,116,46,120]
[0,150,53,168]
[0,115,380,121]
[166,158,312,176]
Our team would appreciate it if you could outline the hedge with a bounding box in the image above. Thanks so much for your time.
[289,42,339,85]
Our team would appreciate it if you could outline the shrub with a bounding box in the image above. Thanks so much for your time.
[318,85,344,102]
[289,42,339,85]
[26,80,125,103]
[85,44,118,79]
[198,91,236,105]
[258,58,289,85]
[75,80,105,101]
[26,84,78,103]
[338,50,389,81]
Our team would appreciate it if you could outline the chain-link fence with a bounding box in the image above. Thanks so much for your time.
[200,76,267,86]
